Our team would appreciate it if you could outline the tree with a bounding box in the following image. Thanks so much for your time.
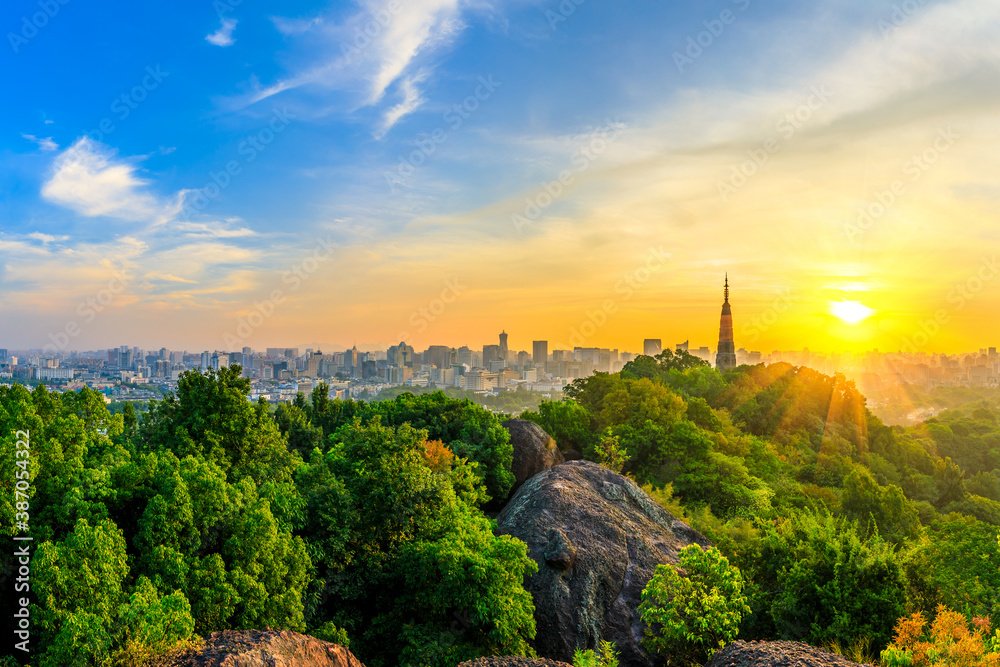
[740,512,907,650]
[904,515,1000,620]
[113,576,195,665]
[840,468,921,543]
[33,518,130,665]
[521,399,598,455]
[639,545,749,666]
[140,367,298,484]
[366,392,515,503]
[300,418,537,667]
[595,435,628,474]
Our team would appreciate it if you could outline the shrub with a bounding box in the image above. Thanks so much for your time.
[639,545,749,666]
[572,640,620,667]
[880,606,1000,667]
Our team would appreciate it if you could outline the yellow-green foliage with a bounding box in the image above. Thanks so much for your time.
[639,545,749,666]
[572,640,620,667]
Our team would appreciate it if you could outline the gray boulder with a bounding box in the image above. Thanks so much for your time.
[456,659,573,667]
[496,461,711,666]
[706,640,873,667]
[501,419,565,498]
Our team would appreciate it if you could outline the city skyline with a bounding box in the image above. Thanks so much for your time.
[8,273,996,356]
[4,1,1000,354]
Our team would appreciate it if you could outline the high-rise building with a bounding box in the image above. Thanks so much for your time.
[388,342,414,367]
[427,345,454,369]
[715,275,737,372]
[532,341,548,367]
[345,346,359,375]
[499,331,509,366]
[643,339,662,357]
[306,351,322,377]
[483,344,502,368]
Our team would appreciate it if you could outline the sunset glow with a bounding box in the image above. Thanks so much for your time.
[2,1,999,355]
[830,301,876,326]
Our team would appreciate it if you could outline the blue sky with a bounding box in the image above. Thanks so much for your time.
[3,0,1000,354]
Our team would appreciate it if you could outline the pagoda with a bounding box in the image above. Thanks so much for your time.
[715,274,737,372]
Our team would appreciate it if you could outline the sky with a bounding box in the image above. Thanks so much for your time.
[2,0,1000,355]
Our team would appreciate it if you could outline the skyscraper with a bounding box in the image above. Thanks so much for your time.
[643,339,662,356]
[715,274,737,372]
[499,331,509,366]
[532,341,548,367]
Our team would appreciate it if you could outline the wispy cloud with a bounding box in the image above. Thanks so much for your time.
[22,134,58,151]
[206,18,238,47]
[175,221,259,238]
[236,0,476,135]
[375,70,429,138]
[26,232,69,243]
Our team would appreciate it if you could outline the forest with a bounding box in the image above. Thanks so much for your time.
[2,352,999,667]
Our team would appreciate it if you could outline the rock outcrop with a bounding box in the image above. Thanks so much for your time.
[496,461,711,667]
[456,658,573,667]
[501,419,565,498]
[157,629,365,667]
[706,640,873,667]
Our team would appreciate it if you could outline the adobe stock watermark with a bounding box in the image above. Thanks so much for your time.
[877,0,930,38]
[742,289,795,344]
[844,126,958,242]
[899,255,999,354]
[397,278,467,342]
[717,84,832,202]
[181,106,296,219]
[214,0,242,19]
[559,246,670,348]
[384,76,502,193]
[512,119,625,234]
[341,0,402,64]
[545,0,587,30]
[673,0,752,73]
[13,428,33,655]
[222,236,336,348]
[43,267,133,353]
[7,0,71,54]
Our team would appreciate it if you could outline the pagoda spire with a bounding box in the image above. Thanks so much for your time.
[715,274,736,372]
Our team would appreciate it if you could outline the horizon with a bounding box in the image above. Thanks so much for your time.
[3,0,1000,355]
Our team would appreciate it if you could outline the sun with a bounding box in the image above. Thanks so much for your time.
[829,300,875,325]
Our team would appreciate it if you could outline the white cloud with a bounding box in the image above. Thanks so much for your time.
[41,138,182,224]
[375,70,429,138]
[357,0,465,105]
[239,0,474,132]
[26,232,69,243]
[174,221,259,238]
[271,15,323,35]
[22,134,58,151]
[206,18,238,47]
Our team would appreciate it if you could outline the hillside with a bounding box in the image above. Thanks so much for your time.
[3,353,1000,666]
